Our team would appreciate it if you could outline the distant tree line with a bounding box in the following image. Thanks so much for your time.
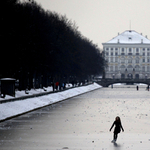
[0,0,105,90]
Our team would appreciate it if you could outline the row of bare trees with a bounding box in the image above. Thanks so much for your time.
[0,0,105,90]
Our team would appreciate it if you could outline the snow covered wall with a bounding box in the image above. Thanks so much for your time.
[0,83,101,122]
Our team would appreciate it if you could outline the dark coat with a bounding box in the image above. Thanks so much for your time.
[110,121,124,134]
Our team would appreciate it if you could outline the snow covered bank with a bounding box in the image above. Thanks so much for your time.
[0,83,73,101]
[0,83,101,122]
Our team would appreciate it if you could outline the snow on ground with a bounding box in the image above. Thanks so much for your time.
[0,83,73,100]
[0,83,101,122]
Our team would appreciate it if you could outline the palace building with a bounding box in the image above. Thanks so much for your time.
[102,30,150,79]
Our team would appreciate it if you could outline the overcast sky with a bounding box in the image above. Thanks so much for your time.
[34,0,150,49]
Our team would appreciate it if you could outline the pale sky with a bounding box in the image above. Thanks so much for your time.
[34,0,150,49]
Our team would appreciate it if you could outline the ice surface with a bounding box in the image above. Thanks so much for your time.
[1,84,150,150]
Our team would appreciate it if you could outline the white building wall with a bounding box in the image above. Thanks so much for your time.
[103,44,150,79]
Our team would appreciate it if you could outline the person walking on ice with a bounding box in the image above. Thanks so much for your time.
[109,116,124,143]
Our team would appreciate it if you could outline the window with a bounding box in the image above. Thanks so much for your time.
[147,52,150,56]
[115,48,118,50]
[127,65,133,72]
[135,65,140,71]
[128,53,132,55]
[129,48,132,52]
[143,53,145,56]
[128,57,132,63]
[147,66,150,72]
[115,57,118,62]
[111,58,113,62]
[105,58,108,63]
[115,52,118,56]
[111,52,113,56]
[148,58,150,62]
[136,48,139,52]
[115,66,118,71]
[120,65,125,72]
[136,57,139,63]
[106,48,109,50]
[148,48,150,51]
[129,37,132,40]
[121,53,125,55]
[142,66,145,72]
[129,59,132,63]
[121,57,125,63]
[143,59,145,62]
[122,48,124,52]
[110,66,113,71]
[136,53,139,55]
[143,48,145,51]
[106,52,109,56]
[111,48,113,50]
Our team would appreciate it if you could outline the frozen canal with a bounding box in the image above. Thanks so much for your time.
[1,84,150,150]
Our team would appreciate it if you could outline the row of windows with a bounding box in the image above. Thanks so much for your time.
[105,47,150,51]
[106,66,150,72]
[106,58,150,63]
[105,52,150,56]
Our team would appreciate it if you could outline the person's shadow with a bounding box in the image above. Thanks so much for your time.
[114,142,118,147]
[113,142,122,149]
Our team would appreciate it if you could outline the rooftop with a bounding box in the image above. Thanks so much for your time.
[104,30,150,44]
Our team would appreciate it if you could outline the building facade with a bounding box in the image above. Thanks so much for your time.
[102,30,150,79]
